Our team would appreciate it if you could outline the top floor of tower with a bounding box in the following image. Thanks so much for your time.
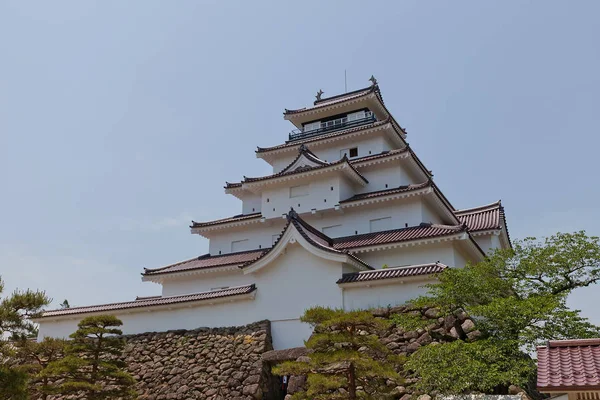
[256,77,408,171]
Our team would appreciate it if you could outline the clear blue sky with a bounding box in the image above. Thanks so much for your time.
[1,2,599,321]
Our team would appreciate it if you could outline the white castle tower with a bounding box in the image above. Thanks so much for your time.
[35,78,511,350]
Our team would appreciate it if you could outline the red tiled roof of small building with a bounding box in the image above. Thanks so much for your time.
[143,249,267,276]
[537,338,600,391]
[333,223,467,250]
[337,262,447,284]
[37,285,257,319]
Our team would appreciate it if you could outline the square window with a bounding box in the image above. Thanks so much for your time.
[349,147,358,158]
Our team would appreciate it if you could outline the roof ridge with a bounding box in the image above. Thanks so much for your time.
[340,181,431,203]
[354,262,448,274]
[143,249,267,274]
[455,200,502,214]
[256,118,393,154]
[312,85,374,105]
[333,223,466,244]
[191,212,262,228]
[38,284,257,318]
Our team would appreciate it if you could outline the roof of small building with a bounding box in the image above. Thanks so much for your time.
[337,262,447,284]
[537,338,600,392]
[36,284,257,319]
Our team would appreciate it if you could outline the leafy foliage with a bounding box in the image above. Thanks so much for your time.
[45,315,137,400]
[393,231,600,394]
[16,337,67,400]
[274,307,404,400]
[0,275,51,400]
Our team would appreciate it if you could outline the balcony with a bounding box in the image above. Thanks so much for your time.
[288,111,376,142]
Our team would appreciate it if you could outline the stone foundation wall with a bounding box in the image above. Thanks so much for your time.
[123,320,273,400]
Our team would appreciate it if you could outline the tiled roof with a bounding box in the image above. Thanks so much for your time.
[337,262,447,284]
[241,210,372,270]
[284,86,377,115]
[274,144,329,175]
[226,155,368,188]
[191,212,262,228]
[340,181,431,203]
[143,249,267,276]
[38,285,257,319]
[455,201,503,231]
[537,338,600,391]
[256,119,392,153]
[333,223,467,250]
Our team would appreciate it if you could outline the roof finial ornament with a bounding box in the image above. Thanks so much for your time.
[316,89,324,101]
[369,75,378,86]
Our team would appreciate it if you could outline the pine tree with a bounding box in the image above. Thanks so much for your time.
[0,275,50,400]
[45,315,137,400]
[273,307,403,400]
[59,299,70,309]
[16,337,67,400]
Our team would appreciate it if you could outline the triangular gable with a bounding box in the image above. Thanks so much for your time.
[279,144,330,174]
[241,210,372,274]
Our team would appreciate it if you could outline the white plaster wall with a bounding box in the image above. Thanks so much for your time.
[342,280,432,310]
[270,319,313,350]
[241,194,262,215]
[356,164,415,194]
[422,203,443,224]
[39,243,344,350]
[260,175,342,219]
[453,248,469,268]
[305,199,424,238]
[473,235,493,254]
[161,269,254,297]
[209,197,438,255]
[357,242,459,269]
[208,222,285,255]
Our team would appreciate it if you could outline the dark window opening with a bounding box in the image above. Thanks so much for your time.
[349,147,358,158]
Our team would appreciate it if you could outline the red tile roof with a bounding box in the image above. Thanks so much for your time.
[143,249,267,276]
[340,181,432,203]
[537,338,600,391]
[191,212,262,228]
[455,201,503,231]
[226,155,368,188]
[337,262,447,284]
[333,223,467,250]
[284,86,377,115]
[256,119,393,154]
[37,285,257,319]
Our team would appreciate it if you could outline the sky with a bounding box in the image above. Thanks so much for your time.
[1,1,599,322]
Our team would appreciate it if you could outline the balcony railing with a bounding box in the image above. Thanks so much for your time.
[288,111,376,142]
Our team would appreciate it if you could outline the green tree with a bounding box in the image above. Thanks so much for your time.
[45,315,136,400]
[274,307,403,400]
[59,299,70,309]
[16,337,67,400]
[393,231,600,394]
[0,275,50,400]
